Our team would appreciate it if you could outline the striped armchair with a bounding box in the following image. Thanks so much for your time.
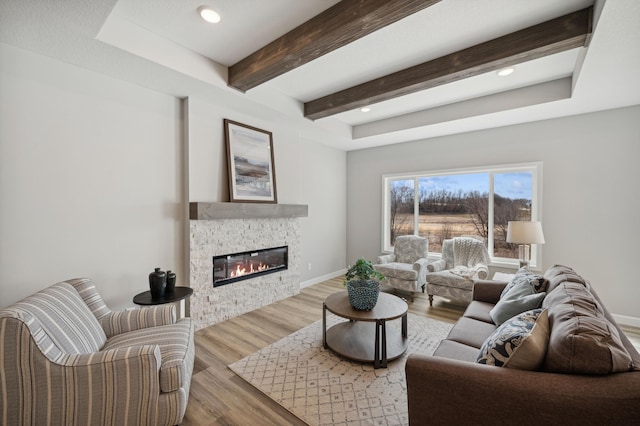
[0,278,195,426]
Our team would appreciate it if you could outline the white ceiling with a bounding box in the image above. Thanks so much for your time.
[1,0,639,150]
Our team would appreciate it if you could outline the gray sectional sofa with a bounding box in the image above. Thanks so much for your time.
[406,265,640,425]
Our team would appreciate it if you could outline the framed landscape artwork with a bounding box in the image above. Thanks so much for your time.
[224,119,277,203]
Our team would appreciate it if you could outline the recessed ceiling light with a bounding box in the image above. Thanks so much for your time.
[199,6,221,24]
[497,67,515,77]
[360,107,371,112]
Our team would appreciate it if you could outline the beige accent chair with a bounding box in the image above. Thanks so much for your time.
[0,278,194,426]
[426,236,490,306]
[374,235,429,300]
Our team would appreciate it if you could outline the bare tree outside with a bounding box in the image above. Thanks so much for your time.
[389,181,414,244]
[393,192,531,256]
[437,222,453,245]
[493,193,531,256]
[388,171,533,257]
[463,191,489,239]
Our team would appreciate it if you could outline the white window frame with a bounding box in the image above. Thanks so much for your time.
[381,162,543,270]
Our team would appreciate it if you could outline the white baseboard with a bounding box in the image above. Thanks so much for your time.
[612,313,640,329]
[299,269,347,289]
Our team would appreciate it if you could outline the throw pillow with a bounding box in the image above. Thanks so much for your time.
[477,309,549,370]
[500,267,548,298]
[490,270,547,325]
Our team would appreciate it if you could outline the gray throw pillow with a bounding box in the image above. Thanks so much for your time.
[500,267,548,298]
[490,272,546,325]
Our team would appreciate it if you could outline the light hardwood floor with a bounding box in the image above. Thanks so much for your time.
[181,277,640,425]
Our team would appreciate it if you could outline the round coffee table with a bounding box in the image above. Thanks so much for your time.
[322,291,408,368]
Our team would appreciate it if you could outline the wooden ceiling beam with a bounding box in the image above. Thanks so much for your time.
[304,7,593,120]
[228,0,441,92]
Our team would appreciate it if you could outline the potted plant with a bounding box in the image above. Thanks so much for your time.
[344,258,385,311]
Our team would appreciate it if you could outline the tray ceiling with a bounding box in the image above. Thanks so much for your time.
[1,0,639,149]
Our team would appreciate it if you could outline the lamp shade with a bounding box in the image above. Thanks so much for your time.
[506,221,545,244]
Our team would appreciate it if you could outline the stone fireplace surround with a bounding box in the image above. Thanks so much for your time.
[189,202,308,330]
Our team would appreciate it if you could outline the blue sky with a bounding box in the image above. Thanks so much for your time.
[394,172,532,200]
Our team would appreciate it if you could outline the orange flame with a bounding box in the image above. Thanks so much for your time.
[230,262,268,278]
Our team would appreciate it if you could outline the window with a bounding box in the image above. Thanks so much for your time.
[383,163,541,267]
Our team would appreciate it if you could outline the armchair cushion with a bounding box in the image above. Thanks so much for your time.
[376,253,396,264]
[427,272,476,291]
[99,305,177,337]
[6,282,107,355]
[394,235,429,264]
[427,258,446,273]
[374,263,418,281]
[102,318,194,392]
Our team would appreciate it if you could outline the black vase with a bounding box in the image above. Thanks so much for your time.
[149,267,166,299]
[166,270,176,294]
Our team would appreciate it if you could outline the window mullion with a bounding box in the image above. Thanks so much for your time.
[414,177,419,236]
[488,172,495,260]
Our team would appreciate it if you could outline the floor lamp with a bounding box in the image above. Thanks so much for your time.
[506,221,545,268]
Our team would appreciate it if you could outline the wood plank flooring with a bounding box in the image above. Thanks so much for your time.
[181,278,464,425]
[181,277,640,425]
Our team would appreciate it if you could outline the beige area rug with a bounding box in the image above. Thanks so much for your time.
[228,313,452,426]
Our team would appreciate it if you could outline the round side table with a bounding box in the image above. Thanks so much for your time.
[133,287,193,318]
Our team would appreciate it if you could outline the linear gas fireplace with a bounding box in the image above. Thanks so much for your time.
[213,246,288,287]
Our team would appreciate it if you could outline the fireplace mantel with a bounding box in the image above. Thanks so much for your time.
[189,202,308,220]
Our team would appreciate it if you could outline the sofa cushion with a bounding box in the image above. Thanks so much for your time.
[477,309,549,370]
[433,339,480,363]
[447,317,497,349]
[463,300,495,324]
[490,271,546,325]
[543,264,587,294]
[542,282,633,374]
[103,318,194,392]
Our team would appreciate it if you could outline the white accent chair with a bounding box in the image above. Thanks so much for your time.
[426,236,490,306]
[374,235,429,300]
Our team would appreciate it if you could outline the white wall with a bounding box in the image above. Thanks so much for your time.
[347,106,640,322]
[185,97,347,284]
[0,44,349,310]
[298,138,347,283]
[0,43,184,310]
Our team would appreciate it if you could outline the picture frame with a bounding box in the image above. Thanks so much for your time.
[224,119,277,203]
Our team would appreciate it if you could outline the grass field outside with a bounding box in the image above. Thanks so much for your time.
[392,213,518,257]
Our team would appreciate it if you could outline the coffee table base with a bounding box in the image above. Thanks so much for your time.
[325,319,408,368]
